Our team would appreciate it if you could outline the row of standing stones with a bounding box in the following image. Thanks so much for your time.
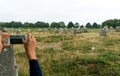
[100,26,120,37]
[1,26,120,36]
[4,27,88,35]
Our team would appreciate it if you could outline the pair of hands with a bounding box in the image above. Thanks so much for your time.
[0,33,37,60]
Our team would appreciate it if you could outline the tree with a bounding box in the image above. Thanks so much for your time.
[92,22,99,28]
[9,21,23,28]
[45,23,49,28]
[24,22,32,28]
[59,22,65,28]
[50,22,60,28]
[102,19,120,28]
[86,22,92,28]
[80,25,84,28]
[35,21,49,28]
[67,22,74,28]
[74,23,79,28]
[0,22,10,28]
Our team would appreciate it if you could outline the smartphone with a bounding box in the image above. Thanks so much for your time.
[9,35,27,44]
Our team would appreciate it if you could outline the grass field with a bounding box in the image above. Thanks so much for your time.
[8,28,120,76]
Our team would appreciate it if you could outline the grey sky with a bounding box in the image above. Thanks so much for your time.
[0,0,120,25]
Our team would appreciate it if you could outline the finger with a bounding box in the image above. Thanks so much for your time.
[32,36,36,42]
[27,33,32,41]
[1,33,9,37]
[3,34,10,40]
[1,33,8,39]
[31,36,34,39]
[22,38,28,51]
[0,33,1,41]
[22,38,27,44]
[3,44,13,48]
[1,33,10,42]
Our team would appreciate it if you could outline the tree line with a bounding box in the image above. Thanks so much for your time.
[0,21,100,28]
[0,19,120,28]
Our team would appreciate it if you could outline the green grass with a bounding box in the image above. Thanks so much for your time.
[9,28,120,76]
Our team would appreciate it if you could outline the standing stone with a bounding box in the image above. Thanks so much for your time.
[38,28,42,32]
[115,26,120,32]
[18,27,22,32]
[0,28,18,76]
[71,27,74,34]
[0,47,18,76]
[104,26,109,32]
[27,28,31,33]
[71,27,77,35]
[109,27,114,32]
[55,28,59,33]
[16,31,21,35]
[63,28,67,34]
[3,27,7,32]
[100,28,107,36]
[59,28,67,34]
[82,26,88,33]
[76,27,81,34]
[110,27,113,30]
[59,28,63,34]
[11,27,14,33]
[44,28,49,33]
[47,27,51,32]
[16,27,21,35]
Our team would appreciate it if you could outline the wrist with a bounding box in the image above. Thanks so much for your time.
[28,55,37,60]
[27,52,37,60]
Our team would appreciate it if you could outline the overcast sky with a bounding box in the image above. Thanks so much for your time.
[0,0,120,25]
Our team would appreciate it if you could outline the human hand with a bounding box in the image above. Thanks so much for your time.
[22,33,37,60]
[0,32,13,53]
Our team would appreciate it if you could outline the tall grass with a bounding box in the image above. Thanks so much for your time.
[11,28,120,76]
